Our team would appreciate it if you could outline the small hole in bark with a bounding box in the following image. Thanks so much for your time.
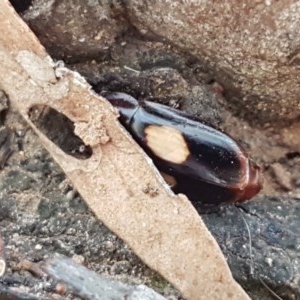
[28,105,92,159]
[9,0,33,13]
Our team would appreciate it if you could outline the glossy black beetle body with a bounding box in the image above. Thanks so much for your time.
[106,92,262,207]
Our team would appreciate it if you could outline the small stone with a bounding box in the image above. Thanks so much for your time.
[55,283,67,295]
[15,130,25,137]
[66,189,76,201]
[265,257,273,267]
[35,244,43,250]
[12,233,20,240]
[103,240,115,253]
[265,0,272,6]
[72,254,85,265]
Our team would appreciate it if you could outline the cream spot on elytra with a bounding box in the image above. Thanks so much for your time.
[145,125,190,164]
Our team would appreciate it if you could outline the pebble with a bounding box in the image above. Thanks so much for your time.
[66,189,76,201]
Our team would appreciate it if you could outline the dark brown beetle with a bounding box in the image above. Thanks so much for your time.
[106,92,262,208]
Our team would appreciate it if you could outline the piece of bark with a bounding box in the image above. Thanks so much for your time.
[0,1,249,299]
[0,283,42,300]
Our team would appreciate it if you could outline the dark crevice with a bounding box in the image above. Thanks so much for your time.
[28,105,92,159]
[0,128,14,169]
[9,0,33,13]
[285,152,300,160]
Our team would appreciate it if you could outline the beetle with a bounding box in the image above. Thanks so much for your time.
[105,92,262,208]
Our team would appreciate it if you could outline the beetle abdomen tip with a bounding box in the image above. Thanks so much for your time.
[235,161,263,203]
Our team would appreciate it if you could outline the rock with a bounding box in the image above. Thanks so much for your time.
[270,163,292,191]
[203,196,300,300]
[125,0,300,124]
[22,0,129,60]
